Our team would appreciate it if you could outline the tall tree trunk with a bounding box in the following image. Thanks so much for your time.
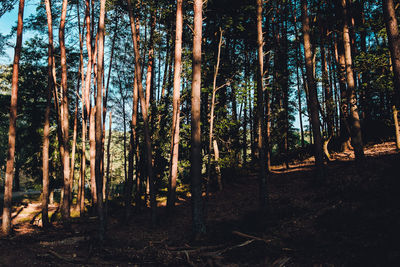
[95,0,106,241]
[77,0,86,216]
[105,112,112,217]
[256,0,269,211]
[301,0,324,177]
[341,0,365,160]
[90,108,97,205]
[145,8,156,111]
[191,0,206,237]
[127,0,157,225]
[42,0,53,228]
[383,0,400,149]
[167,0,183,212]
[59,0,71,223]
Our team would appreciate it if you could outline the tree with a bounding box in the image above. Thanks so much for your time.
[191,0,206,237]
[301,0,324,177]
[383,0,400,149]
[95,0,106,241]
[59,0,71,222]
[256,0,269,211]
[341,0,364,161]
[1,0,24,235]
[42,0,54,229]
[167,0,183,212]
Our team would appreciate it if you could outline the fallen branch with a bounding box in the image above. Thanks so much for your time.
[48,249,83,264]
[232,230,272,243]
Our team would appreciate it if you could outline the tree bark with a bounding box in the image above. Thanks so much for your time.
[341,0,364,161]
[383,0,400,149]
[191,0,206,237]
[42,0,53,228]
[301,0,324,177]
[167,0,183,212]
[90,108,97,205]
[256,0,269,211]
[59,0,71,223]
[95,0,106,241]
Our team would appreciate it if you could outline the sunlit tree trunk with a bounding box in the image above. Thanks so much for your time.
[383,0,400,149]
[90,108,97,205]
[77,0,86,215]
[301,0,324,177]
[191,0,206,237]
[59,0,71,223]
[256,0,269,211]
[42,0,53,228]
[95,0,106,241]
[341,0,364,161]
[167,0,183,212]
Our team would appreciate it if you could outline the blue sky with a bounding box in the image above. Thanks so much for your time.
[0,0,39,64]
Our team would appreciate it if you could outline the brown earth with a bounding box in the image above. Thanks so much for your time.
[0,141,399,266]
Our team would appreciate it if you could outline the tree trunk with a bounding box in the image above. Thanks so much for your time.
[90,108,97,205]
[105,112,112,217]
[167,0,183,212]
[207,29,223,194]
[383,0,400,149]
[127,0,157,225]
[59,0,71,223]
[301,0,324,178]
[256,0,269,211]
[191,0,206,237]
[42,0,53,228]
[95,0,106,241]
[341,0,364,161]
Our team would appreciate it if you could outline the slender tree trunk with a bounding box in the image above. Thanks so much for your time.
[70,99,78,201]
[145,8,156,111]
[42,0,52,229]
[127,0,157,225]
[95,0,106,241]
[90,108,97,205]
[77,0,86,216]
[301,0,324,177]
[59,0,71,223]
[191,0,206,237]
[341,0,365,161]
[206,29,223,194]
[383,0,400,149]
[126,74,139,219]
[167,0,183,212]
[105,112,112,216]
[256,0,269,211]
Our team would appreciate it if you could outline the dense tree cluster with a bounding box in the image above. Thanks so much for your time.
[0,0,399,238]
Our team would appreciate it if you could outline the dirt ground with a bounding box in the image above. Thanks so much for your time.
[0,142,399,266]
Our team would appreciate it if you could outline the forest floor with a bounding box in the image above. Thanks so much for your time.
[0,141,399,266]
